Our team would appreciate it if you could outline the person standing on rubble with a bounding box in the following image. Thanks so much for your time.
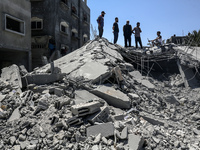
[123,20,132,47]
[148,31,162,47]
[97,11,106,38]
[132,22,143,49]
[112,17,119,44]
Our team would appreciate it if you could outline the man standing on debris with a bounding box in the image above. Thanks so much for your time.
[132,22,143,49]
[148,31,162,47]
[97,11,106,38]
[123,20,132,47]
[112,17,119,44]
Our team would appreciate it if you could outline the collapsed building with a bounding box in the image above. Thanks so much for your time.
[0,38,200,150]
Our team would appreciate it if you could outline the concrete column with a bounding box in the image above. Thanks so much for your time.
[28,50,32,71]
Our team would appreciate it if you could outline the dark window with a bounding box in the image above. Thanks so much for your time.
[6,17,21,33]
[83,14,87,22]
[72,6,77,14]
[31,20,43,30]
[61,25,66,32]
[61,0,68,5]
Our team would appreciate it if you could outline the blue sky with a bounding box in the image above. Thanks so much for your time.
[88,0,200,46]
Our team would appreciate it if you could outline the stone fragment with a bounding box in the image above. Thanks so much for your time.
[26,144,37,150]
[92,145,99,150]
[115,126,128,139]
[102,136,108,145]
[93,133,101,144]
[164,94,180,105]
[8,107,21,122]
[14,145,21,150]
[9,136,16,145]
[54,88,64,97]
[128,134,144,150]
[71,101,101,117]
[19,134,26,141]
[90,85,130,109]
[0,94,6,102]
[1,64,22,89]
[87,122,114,138]
[33,100,49,115]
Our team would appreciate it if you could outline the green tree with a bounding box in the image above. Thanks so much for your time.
[187,29,200,46]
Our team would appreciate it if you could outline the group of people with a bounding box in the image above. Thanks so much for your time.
[97,11,163,48]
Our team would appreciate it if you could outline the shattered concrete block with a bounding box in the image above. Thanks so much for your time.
[87,106,110,124]
[1,64,22,89]
[164,94,180,105]
[74,90,102,105]
[33,101,49,115]
[71,101,101,117]
[90,85,130,109]
[87,122,114,138]
[0,94,6,102]
[128,134,144,150]
[65,116,83,126]
[54,88,64,97]
[22,73,66,86]
[115,126,128,139]
[8,107,21,122]
[129,71,155,90]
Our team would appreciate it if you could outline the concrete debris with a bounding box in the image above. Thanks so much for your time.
[128,134,144,150]
[90,85,131,109]
[0,38,200,149]
[87,122,114,138]
[71,101,101,116]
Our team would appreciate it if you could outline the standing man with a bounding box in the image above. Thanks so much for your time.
[123,20,132,47]
[112,17,119,44]
[133,22,143,49]
[97,11,106,38]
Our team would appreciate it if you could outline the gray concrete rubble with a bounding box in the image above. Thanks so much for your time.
[0,38,200,149]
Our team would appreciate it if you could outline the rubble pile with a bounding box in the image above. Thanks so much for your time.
[0,38,200,150]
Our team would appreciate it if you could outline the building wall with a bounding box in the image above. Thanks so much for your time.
[0,0,31,71]
[31,0,90,54]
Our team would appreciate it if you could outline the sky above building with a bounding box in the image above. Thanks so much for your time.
[88,0,200,47]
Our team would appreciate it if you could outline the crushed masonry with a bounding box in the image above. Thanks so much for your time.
[0,38,200,149]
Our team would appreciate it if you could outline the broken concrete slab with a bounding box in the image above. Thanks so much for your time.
[0,94,6,102]
[90,85,130,109]
[87,122,114,138]
[8,107,21,122]
[87,106,110,124]
[21,73,66,86]
[74,89,102,105]
[1,64,22,89]
[128,134,144,150]
[69,61,111,84]
[71,101,101,117]
[129,71,155,90]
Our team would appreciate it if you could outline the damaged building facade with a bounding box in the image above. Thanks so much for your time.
[31,0,90,68]
[0,0,32,71]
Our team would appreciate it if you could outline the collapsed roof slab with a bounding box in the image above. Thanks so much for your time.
[90,85,131,109]
[33,38,123,83]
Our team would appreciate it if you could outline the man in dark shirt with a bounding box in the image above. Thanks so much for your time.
[123,20,132,47]
[97,11,106,38]
[112,17,119,44]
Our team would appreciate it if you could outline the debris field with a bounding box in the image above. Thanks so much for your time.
[0,38,200,150]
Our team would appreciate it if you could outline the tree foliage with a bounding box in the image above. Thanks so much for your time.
[187,29,200,47]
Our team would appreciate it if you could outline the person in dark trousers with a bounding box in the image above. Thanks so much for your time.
[123,20,132,47]
[112,17,119,44]
[97,11,106,38]
[133,22,143,49]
